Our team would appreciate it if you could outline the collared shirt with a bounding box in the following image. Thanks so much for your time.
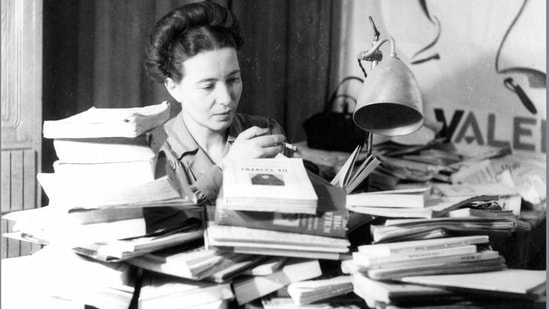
[160,112,285,205]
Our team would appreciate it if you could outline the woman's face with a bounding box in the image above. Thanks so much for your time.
[167,47,242,133]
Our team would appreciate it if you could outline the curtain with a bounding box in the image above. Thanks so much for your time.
[42,0,341,171]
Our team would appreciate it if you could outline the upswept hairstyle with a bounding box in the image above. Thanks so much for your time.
[144,1,243,83]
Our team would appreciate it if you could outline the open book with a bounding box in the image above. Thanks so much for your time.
[330,145,380,193]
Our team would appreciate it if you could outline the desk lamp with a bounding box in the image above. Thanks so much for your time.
[353,17,424,155]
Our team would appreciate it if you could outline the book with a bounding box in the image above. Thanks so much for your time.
[230,246,351,261]
[28,246,136,309]
[401,269,546,297]
[342,250,500,274]
[206,224,350,254]
[330,145,381,193]
[447,207,531,231]
[53,158,157,186]
[232,259,322,305]
[365,252,506,280]
[346,187,432,208]
[352,272,453,308]
[357,235,489,257]
[2,205,142,225]
[43,101,171,139]
[368,257,507,280]
[370,217,516,243]
[138,271,234,309]
[214,172,348,238]
[38,173,196,210]
[222,158,318,214]
[73,226,204,262]
[287,275,353,305]
[346,194,499,219]
[4,211,148,247]
[52,135,156,163]
[127,245,266,282]
[352,245,479,268]
[243,257,287,276]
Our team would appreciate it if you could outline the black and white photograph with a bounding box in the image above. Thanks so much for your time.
[1,0,546,308]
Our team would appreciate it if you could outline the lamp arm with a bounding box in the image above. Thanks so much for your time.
[357,36,397,61]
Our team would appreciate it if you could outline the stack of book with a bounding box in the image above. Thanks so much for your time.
[207,158,351,260]
[368,138,462,190]
[5,102,200,251]
[343,235,506,281]
[2,103,231,309]
[38,102,197,210]
[352,269,546,309]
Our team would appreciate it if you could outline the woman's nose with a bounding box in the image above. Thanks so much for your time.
[215,83,233,105]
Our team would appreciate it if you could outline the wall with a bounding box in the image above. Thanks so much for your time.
[334,0,546,162]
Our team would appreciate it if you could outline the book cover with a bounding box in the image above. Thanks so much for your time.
[215,172,348,238]
[222,158,318,214]
[43,101,170,139]
[346,187,432,209]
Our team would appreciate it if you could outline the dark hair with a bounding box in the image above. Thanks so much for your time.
[144,2,243,83]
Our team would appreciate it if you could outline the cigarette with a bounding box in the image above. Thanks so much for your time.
[283,142,297,152]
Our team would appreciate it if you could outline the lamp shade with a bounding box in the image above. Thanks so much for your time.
[353,55,424,136]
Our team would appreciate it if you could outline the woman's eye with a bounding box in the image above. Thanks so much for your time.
[201,83,215,90]
[228,77,241,85]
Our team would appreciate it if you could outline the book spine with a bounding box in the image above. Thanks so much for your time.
[365,250,500,270]
[215,209,348,238]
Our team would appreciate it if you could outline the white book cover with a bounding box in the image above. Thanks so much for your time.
[222,158,318,214]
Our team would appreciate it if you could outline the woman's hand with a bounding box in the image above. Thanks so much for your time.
[221,126,286,167]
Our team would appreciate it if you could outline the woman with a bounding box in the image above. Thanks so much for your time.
[145,2,286,205]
